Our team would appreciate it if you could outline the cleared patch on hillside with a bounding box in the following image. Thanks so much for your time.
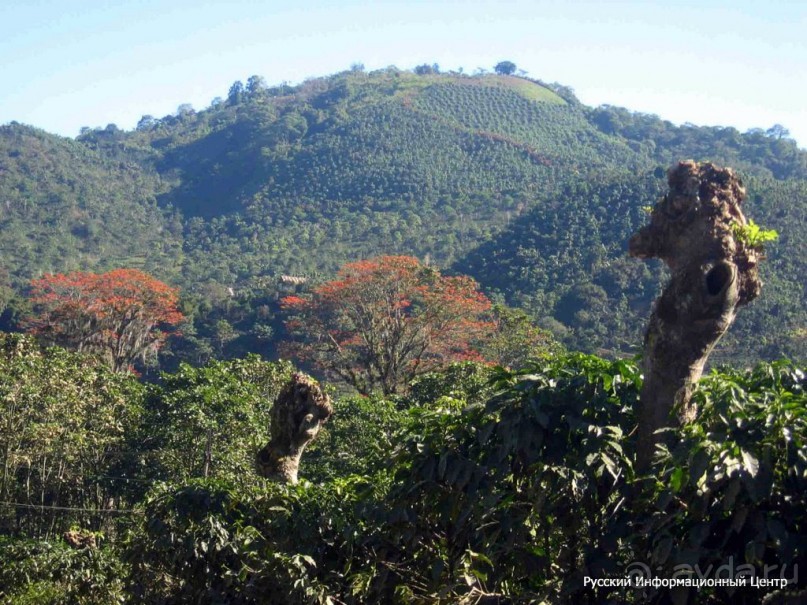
[481,75,566,104]
[389,73,565,106]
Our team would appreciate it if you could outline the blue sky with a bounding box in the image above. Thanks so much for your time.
[1,0,805,147]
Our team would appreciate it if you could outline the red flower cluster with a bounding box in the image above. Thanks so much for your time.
[26,269,184,373]
[281,256,494,395]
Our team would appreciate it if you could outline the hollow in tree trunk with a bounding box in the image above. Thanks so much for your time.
[629,161,763,471]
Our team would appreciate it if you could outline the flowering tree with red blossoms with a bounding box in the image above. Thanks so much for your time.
[281,256,494,395]
[26,269,184,373]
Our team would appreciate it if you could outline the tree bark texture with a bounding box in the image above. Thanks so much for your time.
[255,372,333,484]
[629,161,763,470]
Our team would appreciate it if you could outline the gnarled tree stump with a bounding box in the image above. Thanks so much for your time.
[256,372,333,484]
[630,161,763,470]
[63,528,97,549]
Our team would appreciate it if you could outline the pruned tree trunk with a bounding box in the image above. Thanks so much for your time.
[202,429,213,478]
[629,161,763,470]
[255,372,333,484]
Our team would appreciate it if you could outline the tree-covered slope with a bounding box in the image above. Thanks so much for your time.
[131,70,628,280]
[587,104,807,180]
[456,171,807,362]
[0,123,178,287]
[456,173,665,353]
[1,67,804,363]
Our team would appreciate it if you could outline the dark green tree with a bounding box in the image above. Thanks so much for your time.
[494,60,517,75]
[227,80,244,105]
[414,63,440,75]
[142,356,293,485]
[246,75,267,97]
[176,103,194,117]
[136,115,157,130]
[0,333,143,537]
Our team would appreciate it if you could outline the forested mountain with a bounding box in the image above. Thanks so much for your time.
[2,66,806,604]
[1,66,805,363]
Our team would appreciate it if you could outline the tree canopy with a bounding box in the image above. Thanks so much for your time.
[25,269,183,373]
[494,60,517,75]
[281,255,493,394]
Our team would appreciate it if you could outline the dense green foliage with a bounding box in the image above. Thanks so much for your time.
[458,173,665,355]
[588,106,807,180]
[1,67,804,364]
[0,334,144,539]
[642,361,806,603]
[459,172,807,362]
[1,335,804,603]
[139,356,294,486]
[118,356,804,604]
[0,335,292,537]
[0,537,127,604]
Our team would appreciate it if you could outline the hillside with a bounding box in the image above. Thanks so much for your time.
[0,124,177,275]
[457,172,807,362]
[0,67,805,363]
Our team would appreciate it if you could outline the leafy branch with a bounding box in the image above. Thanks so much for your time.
[733,219,779,249]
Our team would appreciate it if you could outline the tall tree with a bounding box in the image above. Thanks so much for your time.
[227,80,245,105]
[494,60,517,75]
[246,75,267,97]
[26,269,184,373]
[281,256,493,395]
[136,114,157,130]
[176,103,194,117]
[414,63,440,75]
